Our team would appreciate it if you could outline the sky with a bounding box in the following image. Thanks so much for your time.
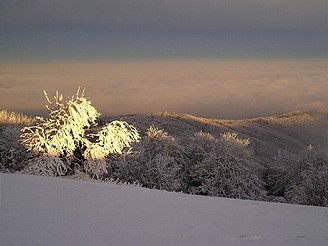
[0,1,327,118]
[1,0,326,31]
[0,0,327,60]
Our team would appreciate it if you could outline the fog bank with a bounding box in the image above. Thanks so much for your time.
[1,59,327,119]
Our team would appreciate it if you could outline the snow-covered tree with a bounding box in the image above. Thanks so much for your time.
[21,88,140,177]
[269,146,328,206]
[109,126,185,191]
[84,120,140,178]
[0,126,32,172]
[21,88,100,157]
[109,128,265,200]
[185,131,265,200]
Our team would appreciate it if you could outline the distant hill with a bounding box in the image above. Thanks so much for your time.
[1,109,326,168]
[105,110,328,167]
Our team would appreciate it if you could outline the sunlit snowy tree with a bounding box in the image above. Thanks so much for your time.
[21,88,140,177]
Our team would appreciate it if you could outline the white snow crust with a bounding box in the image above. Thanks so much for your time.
[1,173,328,246]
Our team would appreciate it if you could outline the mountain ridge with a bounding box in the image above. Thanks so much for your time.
[105,110,328,166]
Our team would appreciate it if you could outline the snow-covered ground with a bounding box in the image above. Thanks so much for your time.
[1,173,327,246]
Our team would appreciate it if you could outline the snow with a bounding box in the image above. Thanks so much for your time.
[1,173,328,246]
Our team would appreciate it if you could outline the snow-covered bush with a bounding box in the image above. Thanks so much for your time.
[220,132,250,146]
[94,120,140,155]
[185,132,265,200]
[20,154,67,177]
[21,88,140,177]
[0,126,32,172]
[109,128,266,199]
[286,163,328,206]
[83,121,140,178]
[0,110,35,127]
[108,126,185,191]
[21,89,100,158]
[267,150,302,197]
[269,146,328,206]
[108,128,266,199]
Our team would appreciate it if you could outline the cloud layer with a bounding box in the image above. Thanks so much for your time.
[1,0,327,31]
[1,59,327,119]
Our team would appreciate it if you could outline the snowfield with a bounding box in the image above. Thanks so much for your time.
[1,173,327,246]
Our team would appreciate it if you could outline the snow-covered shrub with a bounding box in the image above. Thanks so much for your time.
[109,129,265,199]
[21,89,100,158]
[185,131,216,164]
[0,126,32,172]
[267,150,302,197]
[270,146,328,206]
[182,131,217,189]
[0,110,35,127]
[20,154,66,177]
[83,158,108,179]
[108,126,185,191]
[220,132,250,146]
[21,88,140,177]
[185,132,265,200]
[286,163,328,206]
[94,120,140,155]
[83,121,140,178]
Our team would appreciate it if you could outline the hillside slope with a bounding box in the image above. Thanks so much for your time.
[1,173,328,246]
[106,110,328,166]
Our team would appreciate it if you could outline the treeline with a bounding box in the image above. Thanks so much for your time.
[1,109,327,207]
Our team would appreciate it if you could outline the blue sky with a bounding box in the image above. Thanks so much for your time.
[1,0,327,61]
